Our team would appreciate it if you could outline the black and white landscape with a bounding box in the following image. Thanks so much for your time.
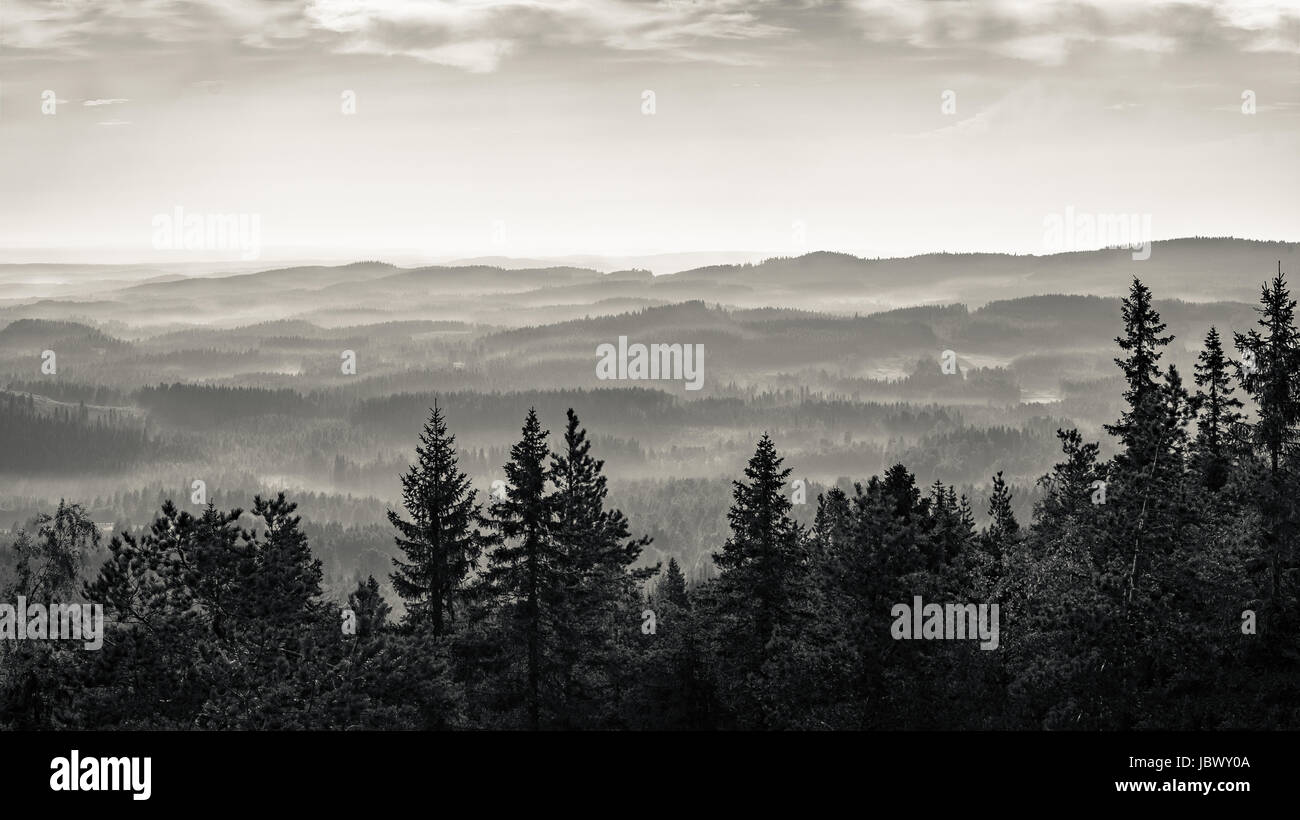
[1,0,1298,732]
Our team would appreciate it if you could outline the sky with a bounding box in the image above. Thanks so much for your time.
[1,0,1298,264]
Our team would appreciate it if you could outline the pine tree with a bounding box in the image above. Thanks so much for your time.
[388,403,484,637]
[77,500,243,727]
[244,492,322,622]
[1192,326,1244,490]
[174,503,247,642]
[347,575,391,638]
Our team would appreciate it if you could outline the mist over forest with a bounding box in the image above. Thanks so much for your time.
[3,225,1300,737]
[1,238,1295,605]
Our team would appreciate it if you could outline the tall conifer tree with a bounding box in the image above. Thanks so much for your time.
[1193,326,1245,490]
[389,403,484,637]
[548,408,655,726]
[1105,277,1174,471]
[1233,264,1300,623]
[483,408,554,730]
[713,434,804,660]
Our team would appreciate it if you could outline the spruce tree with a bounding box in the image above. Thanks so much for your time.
[713,433,804,652]
[549,409,654,606]
[957,490,976,536]
[1192,326,1244,490]
[707,434,810,729]
[1100,281,1189,598]
[547,408,655,726]
[812,487,853,558]
[1232,264,1300,627]
[983,470,1019,558]
[923,480,970,568]
[1105,277,1174,471]
[657,557,689,609]
[482,408,554,730]
[1154,363,1194,487]
[1234,265,1300,478]
[1034,428,1102,540]
[634,558,706,730]
[388,403,484,637]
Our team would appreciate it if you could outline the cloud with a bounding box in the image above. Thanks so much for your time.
[3,0,1296,72]
[339,35,516,72]
[303,0,794,68]
[3,0,794,69]
[847,0,1300,65]
[2,0,311,54]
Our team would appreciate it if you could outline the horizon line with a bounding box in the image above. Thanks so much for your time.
[0,235,1297,277]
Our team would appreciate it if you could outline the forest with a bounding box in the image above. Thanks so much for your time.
[1,271,1298,730]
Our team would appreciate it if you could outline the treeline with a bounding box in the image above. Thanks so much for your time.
[891,422,1060,484]
[3,380,129,407]
[0,319,127,352]
[2,270,1299,729]
[352,387,968,440]
[137,383,327,427]
[352,388,681,435]
[4,481,393,533]
[0,394,156,474]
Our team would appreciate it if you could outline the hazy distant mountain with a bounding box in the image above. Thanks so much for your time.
[3,239,1292,328]
[442,251,769,274]
[0,319,127,353]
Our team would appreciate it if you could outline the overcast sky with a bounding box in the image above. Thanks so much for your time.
[1,0,1298,263]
